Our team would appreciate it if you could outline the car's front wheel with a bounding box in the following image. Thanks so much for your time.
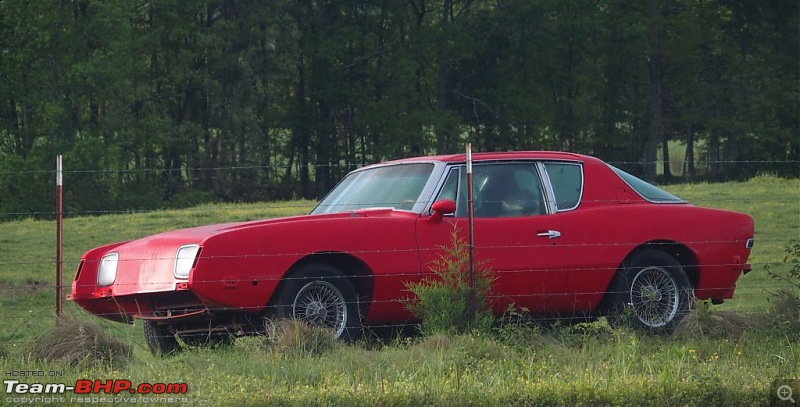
[273,263,361,341]
[608,250,692,333]
[143,320,180,355]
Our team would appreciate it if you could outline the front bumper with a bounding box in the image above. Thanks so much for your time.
[68,290,210,323]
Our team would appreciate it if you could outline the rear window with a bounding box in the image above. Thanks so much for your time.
[609,165,684,203]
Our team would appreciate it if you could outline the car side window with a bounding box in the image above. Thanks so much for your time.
[441,163,546,218]
[435,167,460,203]
[544,162,583,211]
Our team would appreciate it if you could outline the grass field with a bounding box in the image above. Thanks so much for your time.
[0,177,798,406]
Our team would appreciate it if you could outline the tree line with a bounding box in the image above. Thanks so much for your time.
[0,0,797,219]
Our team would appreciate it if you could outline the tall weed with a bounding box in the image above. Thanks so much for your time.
[405,228,495,335]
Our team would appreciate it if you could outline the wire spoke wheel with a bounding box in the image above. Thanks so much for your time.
[607,249,691,333]
[292,281,348,338]
[275,263,361,341]
[629,266,680,328]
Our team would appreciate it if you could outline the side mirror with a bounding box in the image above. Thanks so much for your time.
[429,199,456,223]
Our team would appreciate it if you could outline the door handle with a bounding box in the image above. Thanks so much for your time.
[537,230,561,239]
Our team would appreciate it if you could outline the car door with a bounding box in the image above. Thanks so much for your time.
[416,162,573,315]
[542,161,628,314]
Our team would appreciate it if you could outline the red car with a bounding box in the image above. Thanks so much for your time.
[69,151,754,354]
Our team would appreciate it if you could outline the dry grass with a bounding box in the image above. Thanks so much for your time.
[673,303,763,339]
[26,316,131,366]
[414,332,454,351]
[263,319,339,356]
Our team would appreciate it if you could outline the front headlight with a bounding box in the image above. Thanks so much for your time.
[97,252,119,287]
[174,244,200,279]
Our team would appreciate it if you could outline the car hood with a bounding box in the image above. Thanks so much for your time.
[120,208,415,247]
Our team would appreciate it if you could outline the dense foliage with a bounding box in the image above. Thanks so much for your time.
[0,1,797,218]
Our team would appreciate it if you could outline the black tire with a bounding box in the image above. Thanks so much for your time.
[273,263,361,341]
[607,250,693,333]
[143,320,180,355]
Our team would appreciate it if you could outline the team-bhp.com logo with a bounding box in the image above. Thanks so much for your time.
[5,379,189,404]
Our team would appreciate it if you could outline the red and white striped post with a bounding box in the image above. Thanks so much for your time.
[55,155,63,318]
[466,144,476,319]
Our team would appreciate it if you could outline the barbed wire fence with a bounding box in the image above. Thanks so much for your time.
[0,158,798,349]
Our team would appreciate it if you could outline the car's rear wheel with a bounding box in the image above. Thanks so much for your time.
[607,250,692,333]
[143,321,180,355]
[274,263,361,341]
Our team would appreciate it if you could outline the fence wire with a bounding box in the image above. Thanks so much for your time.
[0,161,797,349]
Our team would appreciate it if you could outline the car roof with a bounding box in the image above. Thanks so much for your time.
[380,150,596,165]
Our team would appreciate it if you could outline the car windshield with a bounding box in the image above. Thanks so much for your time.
[312,163,435,214]
[608,164,685,203]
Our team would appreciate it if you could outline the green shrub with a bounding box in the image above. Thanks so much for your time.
[765,241,800,334]
[767,241,800,288]
[405,228,495,336]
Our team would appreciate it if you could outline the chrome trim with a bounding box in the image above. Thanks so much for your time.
[537,230,562,239]
[536,162,557,215]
